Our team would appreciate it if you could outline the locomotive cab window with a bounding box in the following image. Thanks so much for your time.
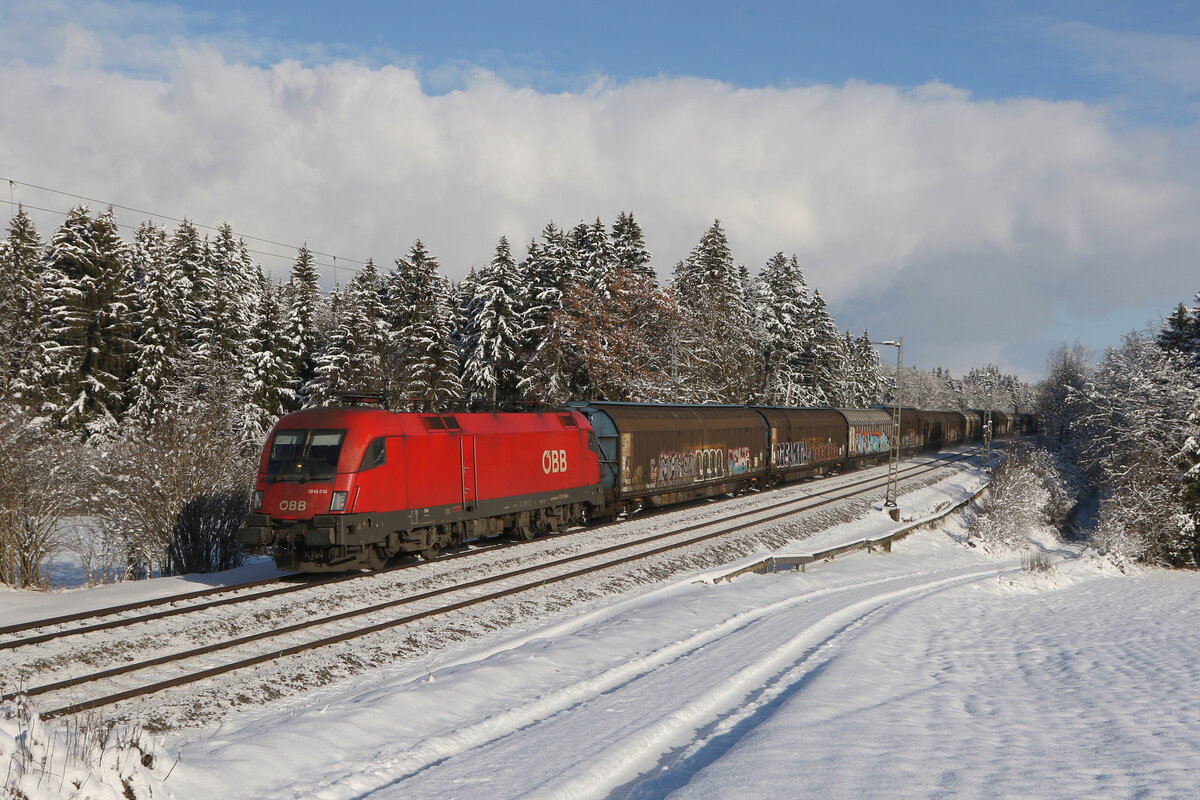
[267,429,346,482]
[359,437,387,471]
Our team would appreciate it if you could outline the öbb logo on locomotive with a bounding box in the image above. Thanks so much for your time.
[279,500,307,512]
[542,449,569,474]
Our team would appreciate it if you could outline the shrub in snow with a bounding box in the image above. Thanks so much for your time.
[1,699,170,799]
[167,488,251,575]
[0,409,76,587]
[94,383,254,579]
[970,447,1071,551]
[1021,551,1056,575]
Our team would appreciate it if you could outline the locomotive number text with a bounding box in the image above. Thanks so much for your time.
[542,449,568,474]
[279,500,307,512]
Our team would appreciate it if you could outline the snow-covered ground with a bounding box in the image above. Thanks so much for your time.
[162,532,1200,800]
[6,459,1199,799]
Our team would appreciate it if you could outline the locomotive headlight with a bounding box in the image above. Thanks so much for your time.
[330,491,348,511]
[252,490,263,511]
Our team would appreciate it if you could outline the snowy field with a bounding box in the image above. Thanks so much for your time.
[157,533,1200,800]
[5,464,1199,799]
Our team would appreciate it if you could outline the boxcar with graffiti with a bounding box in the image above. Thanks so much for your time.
[755,407,847,481]
[840,408,894,462]
[570,402,769,510]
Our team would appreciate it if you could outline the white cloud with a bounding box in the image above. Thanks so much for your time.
[1,5,1198,377]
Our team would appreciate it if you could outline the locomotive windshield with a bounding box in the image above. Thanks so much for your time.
[267,429,346,482]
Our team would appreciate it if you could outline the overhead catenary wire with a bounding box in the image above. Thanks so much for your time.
[2,177,368,282]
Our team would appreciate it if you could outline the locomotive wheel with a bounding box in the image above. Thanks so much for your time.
[419,546,440,561]
[512,525,535,541]
[361,546,387,572]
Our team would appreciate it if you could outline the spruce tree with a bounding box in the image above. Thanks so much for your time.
[611,211,654,282]
[804,289,849,406]
[241,273,296,442]
[282,244,325,405]
[308,259,392,404]
[1,207,45,403]
[671,220,758,402]
[462,236,523,408]
[206,223,259,376]
[567,219,615,292]
[125,222,180,425]
[166,220,212,361]
[386,243,462,410]
[37,206,133,436]
[753,253,815,405]
[516,223,588,400]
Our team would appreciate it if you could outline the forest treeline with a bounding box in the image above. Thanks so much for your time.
[1035,300,1200,568]
[0,205,1028,586]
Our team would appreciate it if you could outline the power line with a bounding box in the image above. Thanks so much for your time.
[2,177,369,279]
[6,199,356,278]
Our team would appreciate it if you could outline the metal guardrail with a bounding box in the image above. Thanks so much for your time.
[714,483,990,583]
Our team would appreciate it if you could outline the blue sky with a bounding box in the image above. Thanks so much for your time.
[2,0,1198,377]
[167,0,1199,109]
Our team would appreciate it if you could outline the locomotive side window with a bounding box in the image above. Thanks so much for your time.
[267,429,346,482]
[359,437,387,471]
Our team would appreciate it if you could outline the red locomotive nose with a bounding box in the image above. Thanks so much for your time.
[267,483,336,519]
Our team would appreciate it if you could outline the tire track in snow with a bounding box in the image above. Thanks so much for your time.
[284,562,1016,800]
[515,564,1019,800]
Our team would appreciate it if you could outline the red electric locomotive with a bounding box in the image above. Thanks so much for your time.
[237,406,604,571]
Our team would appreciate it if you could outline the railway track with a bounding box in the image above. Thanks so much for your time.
[3,450,979,721]
[0,449,972,651]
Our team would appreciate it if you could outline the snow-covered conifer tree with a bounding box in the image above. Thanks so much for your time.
[240,273,296,443]
[282,244,325,405]
[753,253,815,405]
[1,207,45,402]
[671,220,759,403]
[36,206,133,437]
[166,220,212,360]
[462,237,524,408]
[386,242,462,410]
[125,222,181,425]
[516,223,579,398]
[802,289,848,406]
[571,218,615,292]
[205,223,260,376]
[611,211,654,282]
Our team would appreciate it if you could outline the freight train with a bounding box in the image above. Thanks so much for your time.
[237,401,1030,572]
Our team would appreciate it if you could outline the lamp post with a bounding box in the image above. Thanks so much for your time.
[870,338,904,519]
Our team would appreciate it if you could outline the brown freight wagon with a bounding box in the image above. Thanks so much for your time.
[939,411,967,445]
[991,411,1014,436]
[839,408,894,464]
[881,406,926,451]
[961,410,983,440]
[753,407,848,481]
[912,409,945,450]
[570,402,769,511]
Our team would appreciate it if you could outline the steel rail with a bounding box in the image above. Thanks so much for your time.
[0,539,520,651]
[0,574,297,637]
[1,450,969,650]
[28,454,971,719]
